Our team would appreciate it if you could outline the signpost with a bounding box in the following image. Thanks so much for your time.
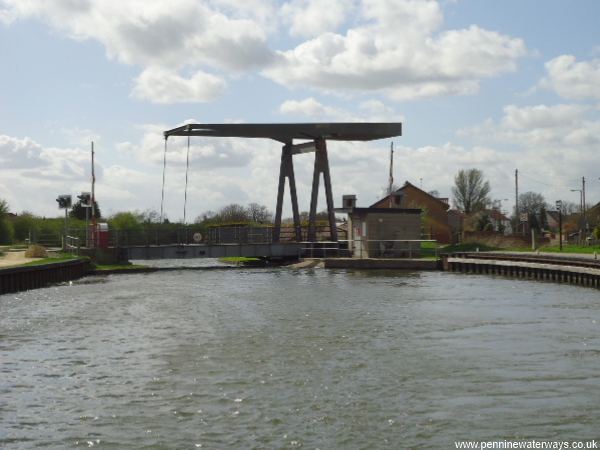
[56,194,72,250]
[78,192,91,247]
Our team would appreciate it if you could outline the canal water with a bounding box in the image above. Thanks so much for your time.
[1,267,599,449]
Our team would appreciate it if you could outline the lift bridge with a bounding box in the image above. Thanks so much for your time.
[118,122,402,260]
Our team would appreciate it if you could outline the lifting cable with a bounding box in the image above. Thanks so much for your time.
[160,137,168,223]
[183,135,191,224]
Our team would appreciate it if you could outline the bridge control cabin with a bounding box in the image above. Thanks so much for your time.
[336,195,422,258]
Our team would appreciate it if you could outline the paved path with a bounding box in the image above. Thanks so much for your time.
[0,251,42,268]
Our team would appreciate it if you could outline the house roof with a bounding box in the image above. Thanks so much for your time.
[349,207,422,215]
[487,208,510,221]
[370,181,450,209]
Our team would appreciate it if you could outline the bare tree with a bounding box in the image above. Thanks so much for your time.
[246,203,272,223]
[452,169,491,214]
[519,191,548,231]
[216,204,249,223]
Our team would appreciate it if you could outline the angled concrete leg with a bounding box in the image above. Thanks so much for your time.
[273,144,301,242]
[308,139,337,242]
[320,140,338,242]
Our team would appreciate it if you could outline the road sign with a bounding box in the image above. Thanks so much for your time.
[56,195,72,209]
[520,213,528,222]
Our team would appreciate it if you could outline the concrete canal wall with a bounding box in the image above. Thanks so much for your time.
[0,259,91,295]
[444,252,600,289]
[323,258,439,270]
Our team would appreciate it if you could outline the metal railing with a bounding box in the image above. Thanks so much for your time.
[299,241,351,258]
[65,235,81,255]
[352,239,438,259]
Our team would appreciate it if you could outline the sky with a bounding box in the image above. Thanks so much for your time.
[1,0,599,221]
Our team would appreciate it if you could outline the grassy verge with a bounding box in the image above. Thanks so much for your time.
[17,254,83,267]
[220,257,261,263]
[438,242,499,254]
[420,241,441,258]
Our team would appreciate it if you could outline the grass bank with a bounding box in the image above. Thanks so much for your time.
[18,254,83,267]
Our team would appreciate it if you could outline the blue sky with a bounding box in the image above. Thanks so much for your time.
[1,0,599,220]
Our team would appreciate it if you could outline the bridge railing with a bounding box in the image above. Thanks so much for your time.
[206,224,347,244]
[36,224,349,248]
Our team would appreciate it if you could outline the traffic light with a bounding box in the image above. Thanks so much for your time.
[56,195,72,209]
[78,192,91,207]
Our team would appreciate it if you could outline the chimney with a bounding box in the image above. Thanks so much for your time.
[342,194,356,209]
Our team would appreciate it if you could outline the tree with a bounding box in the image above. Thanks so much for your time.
[519,191,548,232]
[246,203,272,223]
[70,200,101,220]
[196,203,273,225]
[136,209,161,224]
[0,198,8,215]
[452,169,491,214]
[216,203,248,223]
[557,200,578,216]
[0,198,13,244]
[12,212,40,242]
[109,212,142,231]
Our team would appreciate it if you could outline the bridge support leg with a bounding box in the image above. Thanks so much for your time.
[274,143,302,242]
[308,138,338,242]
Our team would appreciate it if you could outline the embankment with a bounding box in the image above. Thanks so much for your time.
[0,259,91,295]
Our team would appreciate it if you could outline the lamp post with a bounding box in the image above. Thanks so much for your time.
[555,200,562,251]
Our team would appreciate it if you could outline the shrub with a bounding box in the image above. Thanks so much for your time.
[25,244,48,258]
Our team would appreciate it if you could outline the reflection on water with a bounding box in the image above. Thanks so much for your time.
[1,269,599,448]
[130,257,236,268]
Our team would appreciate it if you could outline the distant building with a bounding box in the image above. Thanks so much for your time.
[336,194,422,258]
[546,210,560,231]
[370,181,452,244]
[487,208,512,234]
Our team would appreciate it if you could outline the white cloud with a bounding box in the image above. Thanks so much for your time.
[1,0,527,104]
[265,0,526,100]
[457,103,600,207]
[541,55,600,100]
[461,103,599,149]
[132,68,226,104]
[280,97,354,120]
[0,133,101,214]
[280,0,350,38]
[279,97,403,122]
[0,0,271,103]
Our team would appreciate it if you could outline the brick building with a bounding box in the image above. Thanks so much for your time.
[371,181,452,244]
